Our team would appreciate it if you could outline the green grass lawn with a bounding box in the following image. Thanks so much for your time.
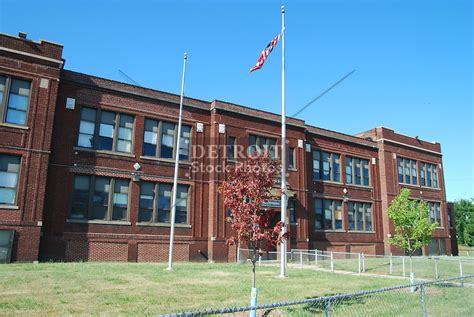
[0,262,472,316]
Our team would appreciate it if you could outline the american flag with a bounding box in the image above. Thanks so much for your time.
[249,33,282,73]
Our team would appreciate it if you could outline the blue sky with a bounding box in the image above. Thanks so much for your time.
[1,0,472,201]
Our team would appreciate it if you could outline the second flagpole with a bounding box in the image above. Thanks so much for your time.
[279,5,287,278]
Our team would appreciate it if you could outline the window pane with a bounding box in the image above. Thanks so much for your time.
[398,159,404,183]
[139,182,154,222]
[112,180,129,220]
[435,203,441,226]
[6,79,30,126]
[78,134,94,148]
[322,152,330,181]
[0,188,16,205]
[365,204,372,231]
[315,199,323,229]
[117,140,132,153]
[429,203,435,224]
[289,200,296,223]
[411,161,418,185]
[158,183,172,222]
[348,202,355,230]
[268,138,276,159]
[179,126,191,161]
[333,154,340,182]
[421,164,426,186]
[363,160,370,186]
[355,158,361,185]
[357,203,364,230]
[71,175,90,219]
[143,120,158,157]
[432,166,438,188]
[81,107,97,121]
[92,177,110,220]
[5,109,26,125]
[289,147,295,168]
[79,120,95,135]
[175,185,188,224]
[98,112,115,151]
[161,122,175,159]
[323,199,332,229]
[427,166,432,187]
[228,136,236,160]
[346,157,353,184]
[0,155,20,205]
[313,151,321,180]
[334,201,342,229]
[404,159,411,184]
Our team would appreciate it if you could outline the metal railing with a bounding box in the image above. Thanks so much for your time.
[159,275,474,316]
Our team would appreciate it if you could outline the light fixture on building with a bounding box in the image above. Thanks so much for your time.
[131,172,141,182]
[387,234,392,238]
[342,188,348,202]
[133,162,141,171]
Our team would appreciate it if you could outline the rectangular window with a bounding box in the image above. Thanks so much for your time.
[70,176,129,221]
[315,198,343,230]
[77,107,135,153]
[0,76,31,126]
[346,156,371,186]
[289,147,295,169]
[228,136,236,161]
[421,163,438,188]
[289,199,296,223]
[447,206,453,228]
[248,135,277,159]
[0,155,21,206]
[397,158,418,185]
[138,182,189,224]
[142,119,191,161]
[313,150,341,182]
[348,201,373,231]
[428,202,442,226]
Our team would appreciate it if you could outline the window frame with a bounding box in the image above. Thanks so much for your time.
[77,107,135,154]
[314,198,343,231]
[0,154,22,207]
[138,182,190,225]
[0,75,32,126]
[397,157,418,186]
[313,149,341,183]
[70,175,131,222]
[347,201,373,232]
[345,156,371,187]
[142,118,192,161]
[427,201,442,227]
[227,136,237,161]
[248,134,278,159]
[288,147,296,170]
[420,162,439,189]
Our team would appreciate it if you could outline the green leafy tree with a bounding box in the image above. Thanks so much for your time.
[388,188,437,271]
[455,199,474,246]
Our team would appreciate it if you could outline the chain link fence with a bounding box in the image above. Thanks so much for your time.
[159,275,474,316]
[238,248,474,280]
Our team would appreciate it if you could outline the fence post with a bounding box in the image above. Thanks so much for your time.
[459,261,464,287]
[330,251,334,272]
[325,299,331,317]
[434,260,439,279]
[421,284,427,317]
[402,257,406,278]
[258,254,262,267]
[362,253,365,273]
[237,246,240,263]
[315,249,318,265]
[358,253,361,275]
[389,253,393,275]
[300,251,303,268]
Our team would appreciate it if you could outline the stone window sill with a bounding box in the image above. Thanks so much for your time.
[0,123,29,130]
[140,156,192,165]
[315,229,345,233]
[136,222,191,228]
[66,219,132,226]
[0,205,19,210]
[74,147,135,158]
[348,230,376,234]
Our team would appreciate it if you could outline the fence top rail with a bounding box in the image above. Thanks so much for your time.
[158,275,474,317]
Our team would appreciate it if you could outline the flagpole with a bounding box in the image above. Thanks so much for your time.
[279,5,287,278]
[167,52,187,271]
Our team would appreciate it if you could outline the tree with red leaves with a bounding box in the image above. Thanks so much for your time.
[219,153,287,290]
